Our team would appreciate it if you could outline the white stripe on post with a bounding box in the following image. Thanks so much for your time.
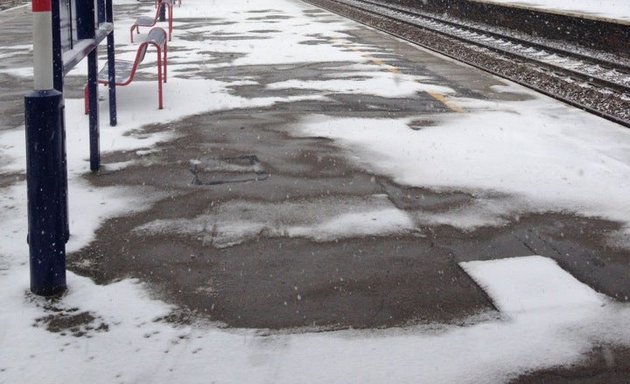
[32,0,54,91]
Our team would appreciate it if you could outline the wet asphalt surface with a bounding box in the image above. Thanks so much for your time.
[1,1,629,382]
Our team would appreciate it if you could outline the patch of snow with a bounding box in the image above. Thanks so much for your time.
[267,73,454,98]
[461,256,606,313]
[294,98,630,235]
[136,195,415,247]
[1,255,629,383]
[0,66,33,78]
[410,197,525,230]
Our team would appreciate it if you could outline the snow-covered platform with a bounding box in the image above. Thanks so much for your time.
[1,0,630,382]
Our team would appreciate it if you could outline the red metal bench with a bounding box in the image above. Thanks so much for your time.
[130,1,173,42]
[85,27,168,113]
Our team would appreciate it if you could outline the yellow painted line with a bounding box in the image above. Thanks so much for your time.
[332,37,463,112]
[427,91,464,113]
[367,56,400,74]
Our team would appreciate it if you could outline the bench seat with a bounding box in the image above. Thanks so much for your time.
[85,27,168,113]
[135,16,156,27]
[130,3,173,42]
[98,60,135,84]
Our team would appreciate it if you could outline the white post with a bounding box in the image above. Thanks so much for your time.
[32,0,54,91]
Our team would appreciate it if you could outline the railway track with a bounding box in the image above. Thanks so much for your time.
[304,0,630,127]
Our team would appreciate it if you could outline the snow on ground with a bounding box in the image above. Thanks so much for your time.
[479,0,630,21]
[2,253,629,384]
[461,256,608,313]
[267,74,455,98]
[1,0,630,382]
[135,195,416,248]
[295,88,630,236]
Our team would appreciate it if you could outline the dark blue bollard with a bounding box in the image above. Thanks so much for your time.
[25,89,67,296]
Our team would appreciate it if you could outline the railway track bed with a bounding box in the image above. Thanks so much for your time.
[304,0,630,126]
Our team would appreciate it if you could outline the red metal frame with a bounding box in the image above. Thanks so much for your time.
[85,27,168,113]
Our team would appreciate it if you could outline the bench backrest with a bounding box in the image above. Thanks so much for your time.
[146,27,167,48]
[135,27,167,65]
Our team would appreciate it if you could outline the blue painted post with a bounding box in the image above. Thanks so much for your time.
[26,0,67,296]
[51,0,63,91]
[76,0,100,171]
[75,0,95,39]
[159,1,166,21]
[106,0,117,126]
[88,49,100,171]
[50,0,69,241]
[97,0,106,23]
[60,103,69,242]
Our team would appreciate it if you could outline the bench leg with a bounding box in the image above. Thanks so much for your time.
[84,85,89,115]
[164,39,168,83]
[130,25,142,43]
[168,5,173,41]
[157,46,163,109]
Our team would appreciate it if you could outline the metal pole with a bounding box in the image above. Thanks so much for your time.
[106,0,117,126]
[50,0,69,242]
[88,48,100,171]
[50,0,63,91]
[159,1,165,21]
[76,0,100,171]
[97,0,106,23]
[25,0,67,296]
